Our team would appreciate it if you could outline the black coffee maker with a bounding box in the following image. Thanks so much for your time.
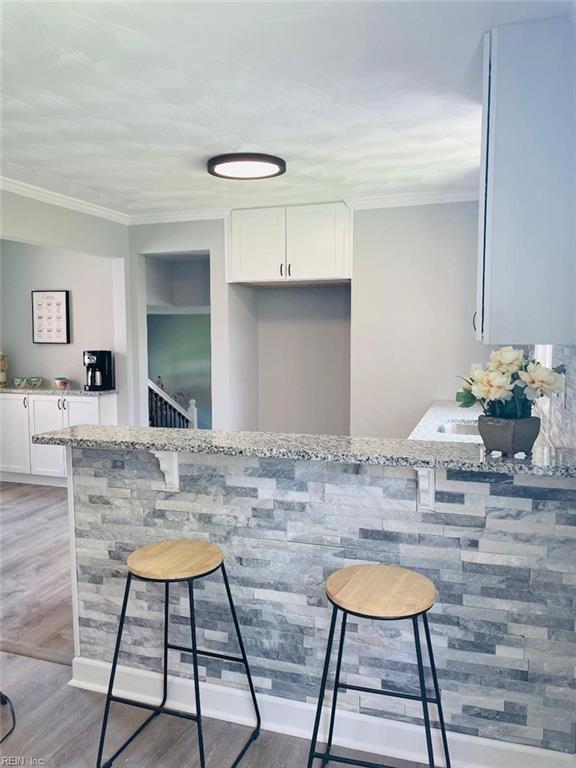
[84,350,115,391]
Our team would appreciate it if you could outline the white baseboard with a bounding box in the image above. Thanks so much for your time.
[71,656,573,768]
[0,471,66,487]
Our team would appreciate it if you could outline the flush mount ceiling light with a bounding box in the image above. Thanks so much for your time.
[207,152,286,180]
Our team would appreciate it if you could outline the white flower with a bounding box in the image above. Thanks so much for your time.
[488,346,525,374]
[470,369,514,402]
[518,363,564,400]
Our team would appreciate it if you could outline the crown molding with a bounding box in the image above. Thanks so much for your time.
[1,175,478,226]
[0,176,230,226]
[0,177,130,225]
[344,189,479,211]
[129,209,230,225]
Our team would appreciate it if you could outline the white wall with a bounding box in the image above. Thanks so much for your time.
[351,202,493,438]
[0,190,128,259]
[0,240,116,387]
[146,257,211,308]
[173,261,210,307]
[0,191,130,422]
[257,286,351,435]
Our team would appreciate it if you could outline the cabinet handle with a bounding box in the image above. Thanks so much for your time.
[288,263,292,277]
[23,396,27,408]
[57,398,62,410]
[280,263,283,277]
[472,311,477,331]
[62,398,67,410]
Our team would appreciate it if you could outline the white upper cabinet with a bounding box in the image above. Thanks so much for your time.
[0,394,31,474]
[229,207,286,283]
[477,17,575,345]
[227,202,351,283]
[286,203,351,281]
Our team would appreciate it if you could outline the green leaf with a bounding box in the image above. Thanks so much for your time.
[456,389,477,408]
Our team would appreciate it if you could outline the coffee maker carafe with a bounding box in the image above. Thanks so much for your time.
[84,350,114,391]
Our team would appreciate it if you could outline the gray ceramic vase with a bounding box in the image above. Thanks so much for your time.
[478,415,541,457]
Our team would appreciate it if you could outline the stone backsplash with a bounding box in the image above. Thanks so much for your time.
[72,448,576,756]
[542,344,576,449]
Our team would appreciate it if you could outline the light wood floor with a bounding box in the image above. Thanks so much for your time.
[0,482,74,664]
[0,653,423,768]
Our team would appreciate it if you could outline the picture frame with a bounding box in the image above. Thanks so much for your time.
[32,290,71,344]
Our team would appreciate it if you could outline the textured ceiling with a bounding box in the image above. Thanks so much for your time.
[1,1,569,215]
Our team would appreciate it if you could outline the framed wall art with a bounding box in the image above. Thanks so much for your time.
[32,290,70,344]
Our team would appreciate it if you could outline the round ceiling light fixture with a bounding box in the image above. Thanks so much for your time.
[207,152,286,180]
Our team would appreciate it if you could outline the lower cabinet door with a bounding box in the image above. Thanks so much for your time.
[63,396,100,427]
[0,394,31,473]
[29,396,65,477]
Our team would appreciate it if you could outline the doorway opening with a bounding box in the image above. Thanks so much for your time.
[145,251,212,429]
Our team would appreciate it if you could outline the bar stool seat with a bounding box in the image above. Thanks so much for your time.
[326,563,437,619]
[127,539,223,581]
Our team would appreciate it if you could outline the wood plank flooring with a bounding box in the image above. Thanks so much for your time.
[0,482,74,664]
[0,653,423,768]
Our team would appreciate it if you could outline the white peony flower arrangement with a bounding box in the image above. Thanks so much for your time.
[457,346,565,419]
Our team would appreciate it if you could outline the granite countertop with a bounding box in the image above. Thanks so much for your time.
[0,388,118,397]
[33,424,576,476]
[409,399,483,443]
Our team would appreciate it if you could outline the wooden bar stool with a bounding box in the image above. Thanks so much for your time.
[96,539,261,768]
[307,564,451,768]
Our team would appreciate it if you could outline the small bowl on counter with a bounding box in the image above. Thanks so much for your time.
[13,377,28,388]
[26,377,43,389]
[53,377,71,390]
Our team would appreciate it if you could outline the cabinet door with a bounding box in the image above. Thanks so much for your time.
[286,203,351,281]
[0,394,31,473]
[478,17,575,344]
[63,396,100,427]
[228,207,286,282]
[29,396,65,477]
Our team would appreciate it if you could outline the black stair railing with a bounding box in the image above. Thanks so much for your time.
[148,379,196,429]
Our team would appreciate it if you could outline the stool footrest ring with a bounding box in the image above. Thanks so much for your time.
[167,642,245,666]
[110,694,200,721]
[337,681,437,704]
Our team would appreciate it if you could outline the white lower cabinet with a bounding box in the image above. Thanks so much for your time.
[0,394,31,474]
[0,392,116,479]
[63,396,100,427]
[29,396,66,477]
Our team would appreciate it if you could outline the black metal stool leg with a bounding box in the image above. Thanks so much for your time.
[422,613,451,768]
[413,615,435,768]
[96,573,132,768]
[221,563,262,766]
[307,604,339,768]
[322,611,347,766]
[160,581,170,708]
[188,579,206,768]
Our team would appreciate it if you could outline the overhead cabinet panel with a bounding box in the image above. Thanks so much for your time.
[227,203,351,283]
[477,17,575,344]
[229,207,286,282]
[286,203,351,281]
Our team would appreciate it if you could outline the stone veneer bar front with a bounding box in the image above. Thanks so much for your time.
[34,426,576,765]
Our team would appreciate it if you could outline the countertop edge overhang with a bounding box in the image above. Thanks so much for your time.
[32,425,576,477]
